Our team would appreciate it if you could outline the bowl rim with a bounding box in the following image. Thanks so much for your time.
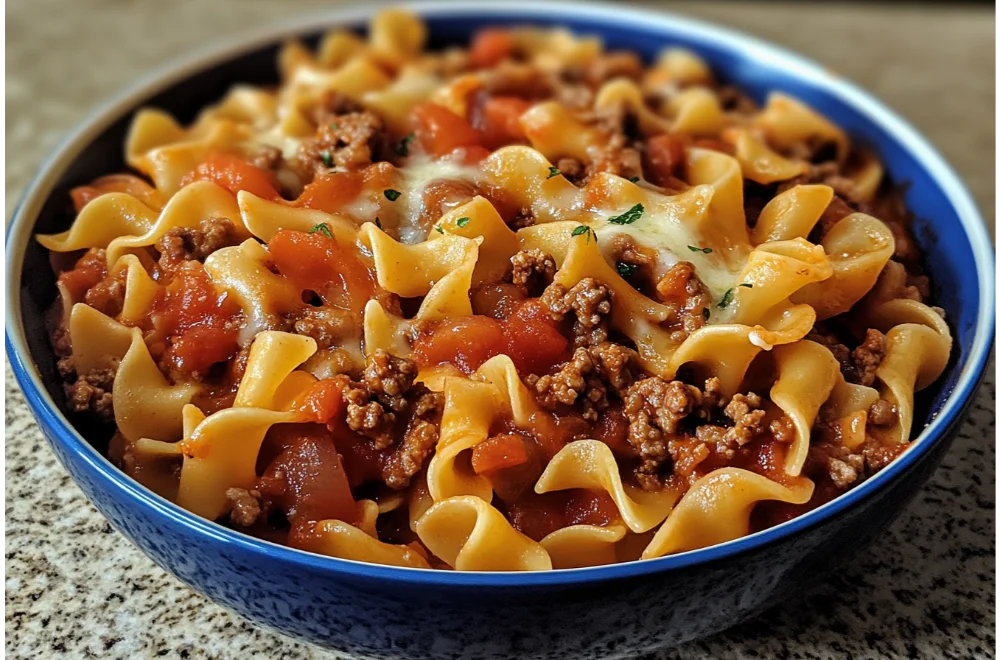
[5,0,995,588]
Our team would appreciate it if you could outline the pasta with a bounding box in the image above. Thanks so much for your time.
[41,10,952,570]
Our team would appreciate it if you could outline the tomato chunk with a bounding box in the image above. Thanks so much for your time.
[411,102,484,156]
[412,315,505,374]
[293,171,364,213]
[268,229,374,312]
[468,28,513,69]
[71,174,161,212]
[471,433,529,474]
[180,152,280,199]
[257,433,357,547]
[295,377,347,424]
[502,300,570,374]
[472,95,531,148]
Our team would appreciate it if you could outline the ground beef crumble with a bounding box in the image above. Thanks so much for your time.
[655,261,712,339]
[156,217,239,271]
[540,277,613,347]
[65,365,118,424]
[509,249,556,295]
[808,327,887,387]
[226,487,263,527]
[341,350,444,489]
[298,110,386,177]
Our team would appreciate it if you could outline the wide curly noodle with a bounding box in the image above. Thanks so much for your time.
[40,8,951,571]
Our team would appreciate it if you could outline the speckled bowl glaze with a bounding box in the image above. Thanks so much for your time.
[5,3,994,658]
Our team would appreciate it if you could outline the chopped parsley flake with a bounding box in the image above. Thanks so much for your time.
[547,166,561,179]
[329,122,339,130]
[739,282,754,288]
[616,261,638,279]
[456,217,471,228]
[384,189,401,201]
[396,133,415,157]
[607,203,644,225]
[309,223,333,238]
[702,307,711,321]
[571,225,596,244]
[435,225,444,234]
[687,245,713,254]
[628,176,640,183]
[717,288,736,309]
[320,151,334,168]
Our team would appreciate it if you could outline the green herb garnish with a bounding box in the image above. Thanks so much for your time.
[739,282,754,288]
[456,217,471,228]
[547,166,561,179]
[320,151,334,168]
[396,133,415,157]
[329,122,339,130]
[607,203,644,225]
[435,225,444,234]
[687,245,713,254]
[384,189,401,201]
[571,225,596,244]
[628,176,640,183]
[309,223,333,238]
[616,261,638,279]
[717,288,736,309]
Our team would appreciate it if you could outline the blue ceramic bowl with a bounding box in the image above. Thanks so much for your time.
[6,3,994,658]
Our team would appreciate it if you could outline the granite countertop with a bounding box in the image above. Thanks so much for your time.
[5,1,995,658]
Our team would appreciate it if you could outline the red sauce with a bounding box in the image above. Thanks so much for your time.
[469,92,530,148]
[503,490,619,542]
[58,250,108,300]
[471,433,529,474]
[411,102,484,156]
[468,28,513,69]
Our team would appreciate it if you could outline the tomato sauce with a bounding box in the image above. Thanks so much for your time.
[268,229,375,313]
[180,152,280,199]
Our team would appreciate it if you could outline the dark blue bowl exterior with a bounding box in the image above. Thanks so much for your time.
[6,7,993,659]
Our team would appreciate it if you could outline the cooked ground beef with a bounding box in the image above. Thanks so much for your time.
[509,249,556,295]
[528,342,639,421]
[156,217,239,271]
[808,326,887,387]
[623,377,699,490]
[298,110,386,176]
[868,399,897,427]
[554,157,586,185]
[313,90,365,121]
[722,393,766,447]
[248,145,283,172]
[805,438,904,491]
[382,390,442,490]
[226,487,262,527]
[291,306,355,350]
[655,261,711,338]
[769,415,797,444]
[540,277,613,348]
[65,365,117,423]
[82,271,126,320]
[420,179,478,228]
[341,351,444,483]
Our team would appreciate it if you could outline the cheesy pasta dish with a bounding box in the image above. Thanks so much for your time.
[40,9,952,570]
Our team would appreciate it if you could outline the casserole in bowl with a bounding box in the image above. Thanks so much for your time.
[5,3,993,658]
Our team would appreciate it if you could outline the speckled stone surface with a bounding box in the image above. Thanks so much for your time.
[5,1,995,658]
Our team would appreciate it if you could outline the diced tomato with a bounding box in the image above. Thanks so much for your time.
[412,315,506,374]
[268,229,375,312]
[57,249,108,300]
[591,405,633,456]
[295,377,348,424]
[471,94,531,148]
[180,152,280,199]
[257,433,357,548]
[501,300,570,374]
[643,134,686,187]
[411,102,484,156]
[166,326,239,375]
[336,430,392,488]
[468,28,513,69]
[153,262,241,375]
[293,171,364,213]
[471,433,529,474]
[565,490,619,528]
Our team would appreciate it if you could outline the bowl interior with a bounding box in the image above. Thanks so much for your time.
[6,3,994,583]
